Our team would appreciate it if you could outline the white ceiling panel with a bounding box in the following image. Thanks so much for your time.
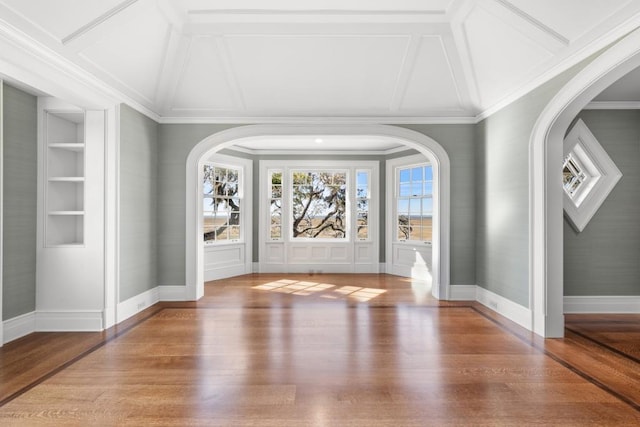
[2,1,640,121]
[78,8,170,105]
[170,36,239,111]
[400,35,464,112]
[0,0,128,41]
[223,34,411,113]
[463,3,555,107]
[504,0,632,42]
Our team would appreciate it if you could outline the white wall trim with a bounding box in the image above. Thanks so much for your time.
[158,285,188,301]
[476,286,532,331]
[530,24,640,338]
[186,125,451,301]
[35,310,104,332]
[449,284,476,301]
[116,287,160,324]
[2,311,35,344]
[0,80,4,346]
[564,296,640,314]
[104,105,120,329]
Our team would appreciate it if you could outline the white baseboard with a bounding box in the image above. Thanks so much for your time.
[117,287,160,323]
[476,286,532,330]
[449,284,476,301]
[159,285,188,301]
[3,311,36,344]
[36,310,104,332]
[564,295,640,313]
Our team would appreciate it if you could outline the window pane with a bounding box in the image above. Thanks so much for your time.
[409,199,421,216]
[398,222,411,240]
[399,183,411,197]
[423,181,433,195]
[423,226,433,242]
[422,197,433,214]
[292,170,347,239]
[424,166,433,180]
[411,167,423,182]
[411,182,422,196]
[357,225,368,239]
[397,199,409,215]
[270,226,281,239]
[399,169,410,183]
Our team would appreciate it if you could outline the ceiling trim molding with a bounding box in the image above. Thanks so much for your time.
[491,0,569,47]
[226,144,412,157]
[157,115,478,125]
[584,101,640,110]
[61,0,141,45]
[0,16,160,121]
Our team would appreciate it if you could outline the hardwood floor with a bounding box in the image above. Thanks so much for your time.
[0,274,639,426]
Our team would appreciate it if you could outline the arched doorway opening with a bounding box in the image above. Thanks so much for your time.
[530,25,640,337]
[185,125,451,301]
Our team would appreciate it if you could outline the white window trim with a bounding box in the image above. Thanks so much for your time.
[259,159,379,268]
[563,119,622,232]
[203,159,245,245]
[393,160,433,246]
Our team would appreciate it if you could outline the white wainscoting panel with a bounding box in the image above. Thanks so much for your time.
[204,243,249,281]
[389,243,432,279]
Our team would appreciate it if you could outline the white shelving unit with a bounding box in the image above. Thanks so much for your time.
[44,110,85,246]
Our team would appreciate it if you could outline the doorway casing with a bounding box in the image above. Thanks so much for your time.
[185,124,451,300]
[530,24,640,337]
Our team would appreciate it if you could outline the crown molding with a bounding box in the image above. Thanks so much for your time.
[157,115,478,125]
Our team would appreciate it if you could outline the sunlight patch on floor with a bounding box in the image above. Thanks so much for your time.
[253,279,387,301]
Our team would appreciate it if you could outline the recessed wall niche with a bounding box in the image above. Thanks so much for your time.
[44,110,85,246]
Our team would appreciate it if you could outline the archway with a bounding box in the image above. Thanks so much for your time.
[185,124,451,300]
[530,25,640,337]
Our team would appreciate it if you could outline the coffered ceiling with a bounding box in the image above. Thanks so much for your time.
[1,0,640,122]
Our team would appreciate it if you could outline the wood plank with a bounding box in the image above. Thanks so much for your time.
[0,274,639,425]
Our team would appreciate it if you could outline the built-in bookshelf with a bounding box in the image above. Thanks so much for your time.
[44,111,85,246]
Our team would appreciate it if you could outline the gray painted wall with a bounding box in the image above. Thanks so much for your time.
[564,110,640,296]
[158,124,237,287]
[119,104,159,301]
[2,83,37,320]
[400,125,476,286]
[475,61,593,308]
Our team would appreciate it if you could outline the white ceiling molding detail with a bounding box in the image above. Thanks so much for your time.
[563,119,622,233]
[1,0,640,123]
